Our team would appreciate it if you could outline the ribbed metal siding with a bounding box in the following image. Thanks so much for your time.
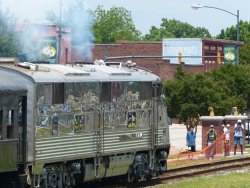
[35,127,170,164]
[35,133,96,163]
[157,127,170,146]
[103,129,150,155]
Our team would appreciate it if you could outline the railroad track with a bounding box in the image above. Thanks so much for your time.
[82,156,250,188]
[134,156,250,187]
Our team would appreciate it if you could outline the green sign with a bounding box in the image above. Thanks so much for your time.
[224,45,236,64]
[41,37,57,64]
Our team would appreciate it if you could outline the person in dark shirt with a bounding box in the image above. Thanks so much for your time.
[206,125,217,159]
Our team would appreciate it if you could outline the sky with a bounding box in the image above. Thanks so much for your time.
[1,0,249,37]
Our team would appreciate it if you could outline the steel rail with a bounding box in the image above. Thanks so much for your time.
[81,156,250,188]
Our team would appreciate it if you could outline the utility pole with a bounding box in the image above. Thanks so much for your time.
[58,0,62,64]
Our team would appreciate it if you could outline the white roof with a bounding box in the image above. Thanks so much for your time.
[1,63,160,83]
[84,65,131,76]
[39,64,90,76]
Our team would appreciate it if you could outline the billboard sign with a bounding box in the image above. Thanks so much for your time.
[41,37,57,64]
[163,38,202,65]
[224,45,236,64]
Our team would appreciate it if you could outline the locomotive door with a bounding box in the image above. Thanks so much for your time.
[152,83,164,147]
[0,92,27,172]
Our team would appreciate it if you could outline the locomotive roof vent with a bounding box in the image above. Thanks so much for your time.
[17,62,38,70]
[125,60,136,68]
[84,64,131,76]
[94,59,105,65]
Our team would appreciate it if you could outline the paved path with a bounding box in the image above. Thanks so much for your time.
[169,124,202,155]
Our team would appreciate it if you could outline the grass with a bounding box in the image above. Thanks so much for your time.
[245,144,250,148]
[158,169,250,188]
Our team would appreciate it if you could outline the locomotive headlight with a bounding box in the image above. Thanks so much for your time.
[160,151,167,159]
[71,162,81,173]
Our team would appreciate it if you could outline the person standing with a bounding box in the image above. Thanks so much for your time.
[186,125,196,159]
[234,119,244,155]
[206,125,217,159]
[222,124,230,157]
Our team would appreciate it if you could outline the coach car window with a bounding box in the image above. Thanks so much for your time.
[7,110,14,138]
[100,82,111,102]
[7,110,14,126]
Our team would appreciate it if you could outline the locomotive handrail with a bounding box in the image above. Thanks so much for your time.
[0,139,18,142]
[106,55,225,60]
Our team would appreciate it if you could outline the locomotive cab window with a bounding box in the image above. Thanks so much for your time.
[53,83,65,104]
[153,83,162,97]
[36,83,66,105]
[100,82,111,102]
[111,82,142,101]
[141,82,153,100]
[65,82,99,104]
[36,83,53,105]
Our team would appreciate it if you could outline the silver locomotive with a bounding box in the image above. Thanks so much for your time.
[0,58,170,188]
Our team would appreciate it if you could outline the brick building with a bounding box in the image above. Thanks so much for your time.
[15,22,243,81]
[88,39,243,80]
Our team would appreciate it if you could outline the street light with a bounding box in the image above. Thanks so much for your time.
[191,4,240,63]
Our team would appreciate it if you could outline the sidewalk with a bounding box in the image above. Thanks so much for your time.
[169,124,202,155]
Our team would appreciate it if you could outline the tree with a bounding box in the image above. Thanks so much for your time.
[0,9,20,56]
[217,21,250,44]
[163,64,250,124]
[239,43,250,64]
[144,18,211,41]
[93,6,141,43]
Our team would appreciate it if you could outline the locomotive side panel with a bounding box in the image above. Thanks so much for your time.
[0,63,170,187]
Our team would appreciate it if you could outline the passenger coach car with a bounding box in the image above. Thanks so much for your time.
[0,59,170,188]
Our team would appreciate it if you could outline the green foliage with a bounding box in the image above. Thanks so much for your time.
[93,6,141,43]
[239,43,250,64]
[0,9,20,57]
[163,64,250,122]
[217,21,250,64]
[144,19,212,41]
[217,21,250,44]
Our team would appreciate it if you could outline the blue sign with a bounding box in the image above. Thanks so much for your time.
[163,38,202,65]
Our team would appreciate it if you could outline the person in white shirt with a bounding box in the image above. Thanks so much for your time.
[222,124,230,157]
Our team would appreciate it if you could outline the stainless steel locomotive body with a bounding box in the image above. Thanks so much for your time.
[0,60,170,188]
